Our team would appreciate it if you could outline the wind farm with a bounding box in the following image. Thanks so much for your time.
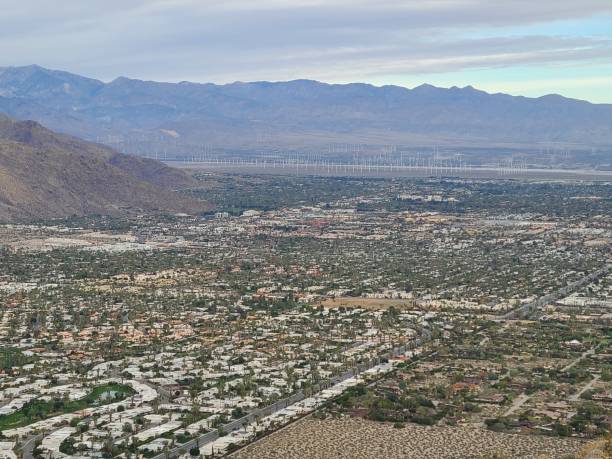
[170,150,612,181]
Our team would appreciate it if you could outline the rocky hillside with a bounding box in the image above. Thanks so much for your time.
[0,113,208,221]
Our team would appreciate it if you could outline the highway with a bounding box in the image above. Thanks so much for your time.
[499,264,611,320]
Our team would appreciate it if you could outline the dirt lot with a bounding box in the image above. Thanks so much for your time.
[321,297,414,310]
[231,417,586,459]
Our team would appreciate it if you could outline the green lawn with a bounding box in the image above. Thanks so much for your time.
[0,383,134,431]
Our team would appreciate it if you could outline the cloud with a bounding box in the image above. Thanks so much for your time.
[0,0,610,86]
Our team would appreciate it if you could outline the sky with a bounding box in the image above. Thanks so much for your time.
[1,0,612,102]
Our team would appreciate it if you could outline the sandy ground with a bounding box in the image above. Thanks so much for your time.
[231,417,586,459]
[321,297,414,310]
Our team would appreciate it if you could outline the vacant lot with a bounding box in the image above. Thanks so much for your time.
[231,418,586,459]
[321,297,414,310]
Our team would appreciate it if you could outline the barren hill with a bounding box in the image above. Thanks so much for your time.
[0,113,208,222]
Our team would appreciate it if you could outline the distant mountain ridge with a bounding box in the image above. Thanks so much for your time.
[0,113,208,222]
[1,65,611,152]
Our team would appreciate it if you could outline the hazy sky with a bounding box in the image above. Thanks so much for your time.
[2,0,612,102]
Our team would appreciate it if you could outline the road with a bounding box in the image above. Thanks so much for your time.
[21,434,42,459]
[503,393,530,417]
[145,381,172,404]
[151,330,431,459]
[570,375,600,402]
[561,347,596,373]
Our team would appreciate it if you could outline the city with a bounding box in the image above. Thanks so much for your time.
[0,176,609,458]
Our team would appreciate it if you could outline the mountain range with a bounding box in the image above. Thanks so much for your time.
[0,113,208,222]
[1,65,612,154]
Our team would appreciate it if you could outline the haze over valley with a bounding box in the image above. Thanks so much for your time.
[0,65,611,169]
